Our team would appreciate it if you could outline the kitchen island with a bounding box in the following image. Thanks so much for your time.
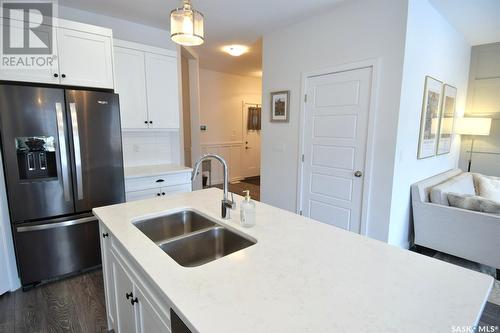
[93,188,493,333]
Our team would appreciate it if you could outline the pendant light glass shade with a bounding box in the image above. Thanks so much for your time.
[170,0,204,46]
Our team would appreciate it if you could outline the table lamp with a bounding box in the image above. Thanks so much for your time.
[455,117,492,172]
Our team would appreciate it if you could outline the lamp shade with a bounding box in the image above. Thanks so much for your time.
[455,117,492,136]
[170,0,204,46]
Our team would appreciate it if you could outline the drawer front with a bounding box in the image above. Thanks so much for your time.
[125,188,162,202]
[125,172,191,192]
[162,184,192,195]
[126,184,191,202]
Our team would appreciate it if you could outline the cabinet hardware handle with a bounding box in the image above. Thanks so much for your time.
[162,192,165,196]
[61,74,66,78]
[149,121,153,124]
[157,193,161,196]
[131,297,138,305]
[53,73,59,78]
[102,233,109,238]
[126,292,133,300]
[144,121,148,124]
[354,171,363,178]
[155,179,164,183]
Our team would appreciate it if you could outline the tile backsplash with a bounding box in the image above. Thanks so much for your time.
[122,130,181,167]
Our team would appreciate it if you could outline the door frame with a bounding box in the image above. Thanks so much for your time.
[296,58,381,236]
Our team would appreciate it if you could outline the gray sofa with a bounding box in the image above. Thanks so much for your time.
[412,169,500,279]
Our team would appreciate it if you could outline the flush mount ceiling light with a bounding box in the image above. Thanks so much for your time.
[170,0,204,46]
[222,45,249,57]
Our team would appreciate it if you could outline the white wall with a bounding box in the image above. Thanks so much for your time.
[388,0,471,248]
[261,0,408,242]
[58,6,176,50]
[199,69,262,144]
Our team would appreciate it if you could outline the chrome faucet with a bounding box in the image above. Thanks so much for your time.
[192,154,235,219]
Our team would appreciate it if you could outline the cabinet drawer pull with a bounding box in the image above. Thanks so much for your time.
[157,193,161,196]
[126,292,133,300]
[162,192,165,196]
[102,233,109,238]
[155,179,165,183]
[131,297,138,305]
[53,73,59,78]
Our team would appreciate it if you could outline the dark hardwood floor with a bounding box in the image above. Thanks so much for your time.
[0,269,107,333]
[212,177,260,202]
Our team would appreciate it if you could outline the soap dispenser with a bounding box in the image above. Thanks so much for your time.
[240,190,256,227]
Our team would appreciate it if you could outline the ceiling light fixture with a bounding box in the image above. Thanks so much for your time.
[170,0,204,46]
[222,45,249,57]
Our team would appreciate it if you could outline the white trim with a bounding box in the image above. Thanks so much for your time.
[113,39,177,58]
[296,58,381,236]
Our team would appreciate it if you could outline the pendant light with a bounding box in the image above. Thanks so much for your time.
[170,0,204,46]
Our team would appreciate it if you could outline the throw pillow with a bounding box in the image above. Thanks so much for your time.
[477,175,500,202]
[447,193,481,212]
[447,192,500,215]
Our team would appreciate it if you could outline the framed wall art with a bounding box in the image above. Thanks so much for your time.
[436,84,457,155]
[270,91,290,122]
[417,76,443,159]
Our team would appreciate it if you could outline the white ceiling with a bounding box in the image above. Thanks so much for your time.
[430,0,500,46]
[59,0,345,77]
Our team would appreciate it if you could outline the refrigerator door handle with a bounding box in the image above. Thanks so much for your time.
[69,102,84,200]
[55,102,71,202]
[16,216,96,232]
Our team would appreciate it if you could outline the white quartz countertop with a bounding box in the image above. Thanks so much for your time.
[93,188,493,333]
[123,164,192,179]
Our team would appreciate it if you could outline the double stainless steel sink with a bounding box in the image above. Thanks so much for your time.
[133,210,256,267]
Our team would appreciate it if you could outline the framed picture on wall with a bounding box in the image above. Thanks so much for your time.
[418,76,443,159]
[270,91,290,122]
[436,84,457,155]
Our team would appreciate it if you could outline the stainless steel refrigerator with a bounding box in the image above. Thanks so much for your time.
[0,84,125,289]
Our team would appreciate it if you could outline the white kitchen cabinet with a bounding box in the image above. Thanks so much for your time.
[0,19,114,89]
[112,252,136,333]
[114,48,149,129]
[114,40,180,130]
[57,28,114,89]
[100,226,172,333]
[145,53,180,129]
[135,284,170,333]
[99,225,116,330]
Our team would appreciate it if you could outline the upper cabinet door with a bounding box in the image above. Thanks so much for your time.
[57,28,114,89]
[0,19,60,84]
[145,53,180,129]
[114,47,149,129]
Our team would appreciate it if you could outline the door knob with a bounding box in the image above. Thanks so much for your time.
[354,171,363,178]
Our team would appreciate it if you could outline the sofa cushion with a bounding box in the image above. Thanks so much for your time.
[430,173,476,206]
[447,193,500,215]
[476,175,500,202]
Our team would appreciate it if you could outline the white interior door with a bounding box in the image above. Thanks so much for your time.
[242,104,261,178]
[301,67,372,233]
